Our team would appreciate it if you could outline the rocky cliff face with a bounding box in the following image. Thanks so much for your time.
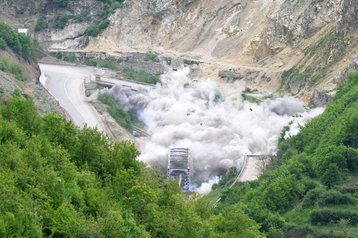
[83,0,358,104]
[1,0,357,105]
[0,0,101,49]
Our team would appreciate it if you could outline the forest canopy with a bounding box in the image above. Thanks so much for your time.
[0,96,263,237]
[212,72,358,238]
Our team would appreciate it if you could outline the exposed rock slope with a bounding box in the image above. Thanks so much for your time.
[1,0,357,105]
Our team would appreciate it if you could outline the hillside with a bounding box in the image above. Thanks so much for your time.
[0,1,358,237]
[0,95,264,238]
[0,72,356,237]
[1,0,357,104]
[0,21,64,114]
[209,73,358,237]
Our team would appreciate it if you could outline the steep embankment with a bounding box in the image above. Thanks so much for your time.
[209,73,358,237]
[0,21,63,114]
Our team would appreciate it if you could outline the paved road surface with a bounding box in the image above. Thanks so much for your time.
[39,64,104,130]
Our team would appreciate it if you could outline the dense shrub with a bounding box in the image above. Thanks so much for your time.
[310,209,358,225]
[0,38,6,50]
[214,73,358,236]
[0,22,37,59]
[302,188,325,208]
[85,19,110,37]
[319,190,355,206]
[53,15,72,29]
[35,17,48,32]
[0,96,263,237]
[53,13,90,29]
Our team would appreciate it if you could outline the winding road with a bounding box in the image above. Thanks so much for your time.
[39,64,105,131]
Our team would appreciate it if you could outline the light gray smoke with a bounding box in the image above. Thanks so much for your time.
[106,68,323,193]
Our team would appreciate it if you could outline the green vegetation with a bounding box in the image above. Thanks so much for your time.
[144,53,160,62]
[85,58,119,70]
[85,19,110,37]
[35,16,48,32]
[212,72,358,237]
[15,7,26,16]
[281,67,318,88]
[85,0,125,37]
[34,0,125,36]
[281,30,355,91]
[0,95,263,237]
[53,13,90,29]
[0,22,38,59]
[98,93,134,131]
[0,57,27,81]
[50,52,122,70]
[182,0,198,11]
[122,67,160,84]
[50,51,78,63]
[164,57,172,65]
[51,0,70,8]
[184,59,200,65]
[50,52,160,85]
[0,38,6,50]
[241,88,262,103]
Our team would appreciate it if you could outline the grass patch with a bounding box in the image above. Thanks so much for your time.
[98,93,133,131]
[50,52,120,70]
[122,67,160,84]
[304,32,344,57]
[0,57,27,81]
[184,59,199,65]
[281,67,319,89]
[84,58,119,70]
[281,30,352,91]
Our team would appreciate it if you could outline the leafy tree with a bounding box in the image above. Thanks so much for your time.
[321,163,341,188]
[211,205,264,238]
[35,17,48,32]
[0,38,6,49]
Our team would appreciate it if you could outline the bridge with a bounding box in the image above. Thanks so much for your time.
[167,148,191,191]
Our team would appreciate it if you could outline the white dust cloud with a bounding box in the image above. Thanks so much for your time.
[107,68,323,192]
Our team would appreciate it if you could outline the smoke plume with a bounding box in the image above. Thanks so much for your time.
[107,68,323,192]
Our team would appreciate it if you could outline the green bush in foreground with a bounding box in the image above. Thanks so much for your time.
[0,95,263,237]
